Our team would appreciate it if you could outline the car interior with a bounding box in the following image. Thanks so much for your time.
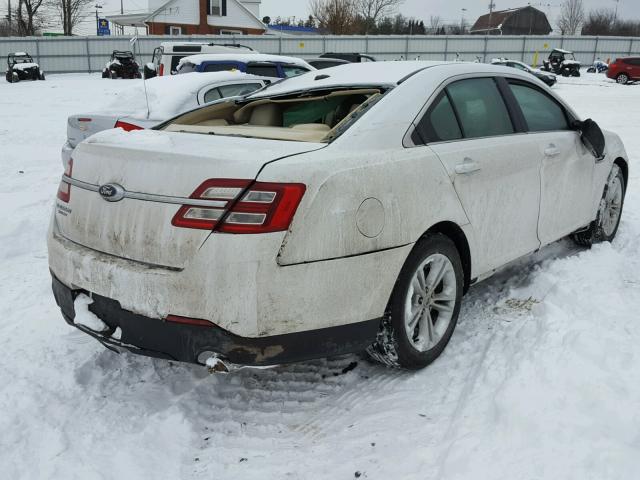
[162,89,382,142]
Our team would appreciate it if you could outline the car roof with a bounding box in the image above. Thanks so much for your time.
[248,61,559,100]
[249,61,447,98]
[180,54,313,68]
[553,49,573,54]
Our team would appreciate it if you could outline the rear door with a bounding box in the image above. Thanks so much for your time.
[420,77,542,275]
[506,79,595,245]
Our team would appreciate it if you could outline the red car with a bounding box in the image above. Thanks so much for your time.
[607,57,640,84]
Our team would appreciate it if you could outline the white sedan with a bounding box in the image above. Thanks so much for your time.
[48,62,629,371]
[61,71,274,167]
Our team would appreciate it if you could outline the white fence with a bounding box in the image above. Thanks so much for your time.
[1,34,639,74]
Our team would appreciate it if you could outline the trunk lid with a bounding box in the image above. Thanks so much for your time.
[56,129,324,269]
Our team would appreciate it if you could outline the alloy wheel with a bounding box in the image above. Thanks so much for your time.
[601,175,623,237]
[403,254,457,353]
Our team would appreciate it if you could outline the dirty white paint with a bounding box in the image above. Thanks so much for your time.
[48,63,629,341]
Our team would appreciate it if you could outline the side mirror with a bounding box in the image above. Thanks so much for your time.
[574,118,605,160]
[143,63,157,79]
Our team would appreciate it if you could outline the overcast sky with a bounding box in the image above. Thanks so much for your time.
[260,0,639,26]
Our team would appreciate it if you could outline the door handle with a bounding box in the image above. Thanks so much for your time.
[544,145,561,157]
[455,158,481,175]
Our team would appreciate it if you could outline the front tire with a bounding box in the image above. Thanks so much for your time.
[367,234,464,370]
[573,165,625,247]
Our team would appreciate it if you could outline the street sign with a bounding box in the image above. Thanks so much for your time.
[98,19,111,36]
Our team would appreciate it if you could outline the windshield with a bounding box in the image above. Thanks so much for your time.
[160,87,388,143]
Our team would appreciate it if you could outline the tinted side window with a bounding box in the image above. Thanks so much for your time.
[246,64,280,77]
[414,92,462,144]
[510,83,568,132]
[447,78,514,139]
[218,83,263,98]
[203,88,222,103]
[282,65,310,77]
[170,55,186,73]
[203,63,240,73]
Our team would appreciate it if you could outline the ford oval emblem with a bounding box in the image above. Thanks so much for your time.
[98,183,125,202]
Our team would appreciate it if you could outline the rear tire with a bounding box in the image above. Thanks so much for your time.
[572,165,625,247]
[110,70,118,80]
[39,72,45,81]
[367,234,464,370]
[617,73,629,85]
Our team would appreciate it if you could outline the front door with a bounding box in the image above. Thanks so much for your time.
[505,80,595,245]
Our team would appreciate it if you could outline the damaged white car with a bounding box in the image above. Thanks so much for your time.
[48,62,629,371]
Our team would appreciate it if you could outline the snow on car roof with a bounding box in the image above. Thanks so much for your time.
[178,53,313,69]
[249,61,447,98]
[554,49,574,54]
[12,52,28,56]
[98,71,268,121]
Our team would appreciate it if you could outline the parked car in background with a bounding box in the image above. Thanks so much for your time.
[541,48,581,77]
[5,52,45,83]
[49,62,628,373]
[145,42,258,78]
[320,52,376,63]
[307,57,351,70]
[102,51,141,79]
[606,57,640,84]
[176,53,315,78]
[491,58,557,86]
[61,72,273,167]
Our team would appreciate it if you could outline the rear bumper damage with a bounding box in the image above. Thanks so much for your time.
[51,273,379,367]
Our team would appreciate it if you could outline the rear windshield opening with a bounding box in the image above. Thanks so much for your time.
[161,88,386,143]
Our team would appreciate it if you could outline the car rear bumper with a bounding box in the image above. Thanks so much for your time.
[51,273,379,366]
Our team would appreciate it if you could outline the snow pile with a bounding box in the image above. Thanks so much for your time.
[73,294,108,332]
[0,72,638,480]
[97,71,262,120]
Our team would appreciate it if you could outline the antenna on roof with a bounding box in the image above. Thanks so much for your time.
[131,34,151,120]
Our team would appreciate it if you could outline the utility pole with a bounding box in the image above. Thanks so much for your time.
[120,0,123,15]
[95,4,102,35]
[8,0,12,32]
[613,0,620,25]
[488,1,495,35]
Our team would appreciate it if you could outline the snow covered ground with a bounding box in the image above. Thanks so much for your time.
[0,73,639,480]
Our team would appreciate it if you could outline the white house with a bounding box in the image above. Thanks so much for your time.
[107,0,266,36]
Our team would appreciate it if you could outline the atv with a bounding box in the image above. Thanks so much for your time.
[541,49,581,77]
[5,52,45,83]
[102,50,142,79]
[587,60,609,74]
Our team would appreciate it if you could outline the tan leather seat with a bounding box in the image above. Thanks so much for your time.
[249,103,282,126]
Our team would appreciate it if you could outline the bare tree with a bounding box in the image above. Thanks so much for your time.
[354,0,403,34]
[428,15,442,34]
[309,0,357,34]
[557,0,585,35]
[51,0,93,36]
[581,8,615,35]
[14,0,48,36]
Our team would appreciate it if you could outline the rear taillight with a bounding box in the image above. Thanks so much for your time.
[57,158,73,203]
[114,120,144,132]
[158,64,164,76]
[172,179,306,234]
[166,315,215,327]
